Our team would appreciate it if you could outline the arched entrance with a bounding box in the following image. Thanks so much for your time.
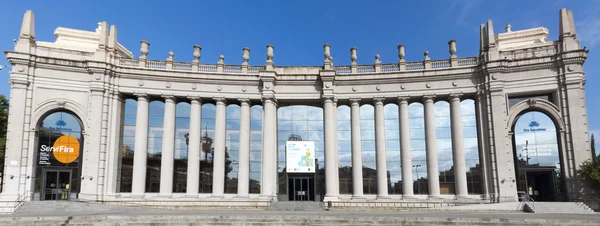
[511,111,564,201]
[34,111,84,200]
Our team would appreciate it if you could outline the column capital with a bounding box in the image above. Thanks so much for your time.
[162,95,177,103]
[422,95,436,102]
[372,97,385,105]
[187,95,202,101]
[214,97,227,105]
[397,96,410,103]
[448,93,463,101]
[261,97,278,106]
[349,98,361,105]
[322,96,335,104]
[134,93,149,101]
[239,98,251,105]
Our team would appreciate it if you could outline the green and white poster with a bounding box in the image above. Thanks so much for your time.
[286,141,315,173]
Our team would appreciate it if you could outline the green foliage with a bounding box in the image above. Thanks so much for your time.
[578,156,600,194]
[0,94,8,159]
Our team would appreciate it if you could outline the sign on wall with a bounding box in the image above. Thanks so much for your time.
[286,141,315,173]
[39,135,81,165]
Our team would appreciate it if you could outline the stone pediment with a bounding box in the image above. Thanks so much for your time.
[496,25,549,51]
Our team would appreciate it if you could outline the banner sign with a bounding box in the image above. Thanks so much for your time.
[286,141,315,173]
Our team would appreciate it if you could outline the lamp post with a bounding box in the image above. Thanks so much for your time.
[413,164,421,193]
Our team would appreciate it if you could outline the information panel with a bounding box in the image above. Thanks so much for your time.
[286,141,315,173]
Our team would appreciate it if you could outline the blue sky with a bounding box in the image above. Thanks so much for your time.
[1,0,598,153]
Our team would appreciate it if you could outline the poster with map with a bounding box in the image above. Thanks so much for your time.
[286,141,315,173]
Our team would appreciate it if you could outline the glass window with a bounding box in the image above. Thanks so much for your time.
[409,103,428,194]
[277,106,324,198]
[384,104,402,195]
[360,105,377,194]
[173,102,190,193]
[462,99,481,194]
[225,105,241,194]
[337,105,352,194]
[250,105,263,194]
[199,104,216,193]
[35,111,83,194]
[146,100,164,193]
[513,111,563,199]
[434,101,454,195]
[118,99,137,192]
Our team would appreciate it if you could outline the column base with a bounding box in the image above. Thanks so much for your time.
[235,194,249,199]
[454,195,472,201]
[157,194,173,198]
[323,195,339,202]
[130,194,145,199]
[401,195,418,200]
[376,195,391,200]
[209,194,224,199]
[351,195,366,200]
[183,194,199,198]
[427,195,443,200]
[259,194,277,202]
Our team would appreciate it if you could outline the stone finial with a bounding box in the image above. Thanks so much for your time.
[424,51,430,61]
[218,54,225,64]
[375,54,381,64]
[448,40,457,58]
[324,43,331,63]
[350,47,357,65]
[167,51,174,61]
[140,40,150,60]
[505,24,512,32]
[568,10,577,36]
[266,44,274,62]
[193,45,202,63]
[560,8,577,39]
[242,47,250,65]
[19,10,35,41]
[108,25,117,50]
[397,44,405,62]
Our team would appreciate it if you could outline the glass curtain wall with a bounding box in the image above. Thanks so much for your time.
[199,104,216,193]
[174,102,190,193]
[146,100,164,193]
[337,105,352,194]
[462,99,482,194]
[119,99,137,192]
[384,104,401,194]
[408,103,428,194]
[360,105,377,194]
[225,105,241,193]
[434,101,454,195]
[249,105,263,193]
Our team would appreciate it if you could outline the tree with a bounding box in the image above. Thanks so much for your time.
[592,134,596,160]
[578,157,600,194]
[0,94,8,159]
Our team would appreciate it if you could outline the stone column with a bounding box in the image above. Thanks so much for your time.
[237,99,251,196]
[261,98,277,198]
[374,98,389,198]
[212,98,227,196]
[423,96,440,197]
[132,94,149,195]
[160,96,176,195]
[450,94,469,198]
[398,97,414,198]
[186,97,202,195]
[324,97,339,200]
[350,99,364,198]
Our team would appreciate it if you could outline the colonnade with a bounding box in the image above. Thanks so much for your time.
[127,94,472,199]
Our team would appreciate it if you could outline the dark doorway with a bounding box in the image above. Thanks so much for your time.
[287,175,315,201]
[526,170,556,201]
[42,169,72,200]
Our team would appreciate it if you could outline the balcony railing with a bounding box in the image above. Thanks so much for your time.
[117,56,478,75]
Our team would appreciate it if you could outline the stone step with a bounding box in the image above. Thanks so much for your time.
[267,201,323,211]
[526,202,596,214]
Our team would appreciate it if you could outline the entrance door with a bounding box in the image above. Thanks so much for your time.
[287,176,315,201]
[526,170,556,201]
[42,169,72,201]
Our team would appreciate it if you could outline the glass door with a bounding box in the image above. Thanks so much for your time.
[42,169,72,200]
[287,176,315,201]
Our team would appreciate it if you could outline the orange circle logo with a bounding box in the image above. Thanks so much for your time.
[52,135,80,164]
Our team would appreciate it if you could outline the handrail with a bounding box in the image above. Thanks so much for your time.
[12,190,30,212]
[517,191,535,212]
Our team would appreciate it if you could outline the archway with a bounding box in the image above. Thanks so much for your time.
[34,111,84,200]
[512,111,564,201]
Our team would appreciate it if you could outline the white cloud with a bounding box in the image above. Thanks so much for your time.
[447,0,481,26]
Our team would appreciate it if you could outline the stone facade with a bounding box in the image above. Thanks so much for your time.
[0,8,593,212]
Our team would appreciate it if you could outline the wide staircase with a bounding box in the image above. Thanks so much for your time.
[267,201,324,211]
[526,202,596,214]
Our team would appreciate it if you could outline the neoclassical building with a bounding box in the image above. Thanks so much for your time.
[0,8,594,211]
